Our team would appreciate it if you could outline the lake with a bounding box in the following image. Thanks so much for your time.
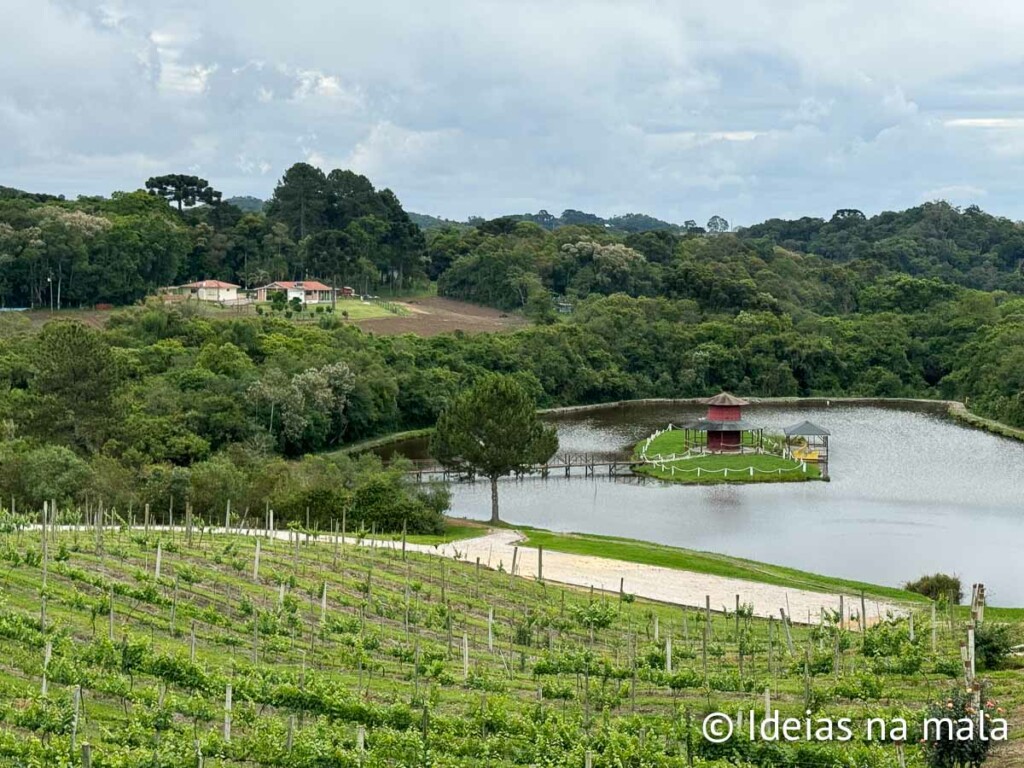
[381,402,1024,606]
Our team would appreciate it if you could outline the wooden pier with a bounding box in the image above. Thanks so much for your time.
[402,451,635,482]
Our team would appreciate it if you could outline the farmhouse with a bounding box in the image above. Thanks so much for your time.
[179,280,239,302]
[253,280,336,305]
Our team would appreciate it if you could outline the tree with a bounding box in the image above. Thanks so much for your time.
[145,174,222,213]
[706,215,730,234]
[265,163,329,240]
[31,322,123,450]
[430,375,558,524]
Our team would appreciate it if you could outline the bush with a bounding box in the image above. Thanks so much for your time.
[974,623,1014,671]
[922,686,999,768]
[905,573,963,603]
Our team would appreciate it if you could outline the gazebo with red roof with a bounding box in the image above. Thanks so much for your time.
[681,392,763,453]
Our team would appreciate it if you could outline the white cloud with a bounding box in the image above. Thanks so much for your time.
[6,0,1024,224]
[944,118,1024,129]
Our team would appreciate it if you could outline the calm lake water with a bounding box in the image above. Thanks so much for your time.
[382,403,1024,606]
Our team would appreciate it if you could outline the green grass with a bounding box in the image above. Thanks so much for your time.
[516,527,926,604]
[635,429,821,484]
[378,518,488,546]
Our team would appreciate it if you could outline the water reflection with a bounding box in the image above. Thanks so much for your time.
[384,404,1024,606]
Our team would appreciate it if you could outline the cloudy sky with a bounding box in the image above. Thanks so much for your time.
[4,1,1024,226]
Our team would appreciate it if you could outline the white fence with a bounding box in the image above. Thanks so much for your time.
[638,424,807,478]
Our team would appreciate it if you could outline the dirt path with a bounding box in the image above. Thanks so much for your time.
[356,297,526,336]
[398,529,901,625]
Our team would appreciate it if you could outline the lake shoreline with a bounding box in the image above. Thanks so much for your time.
[340,397,1024,457]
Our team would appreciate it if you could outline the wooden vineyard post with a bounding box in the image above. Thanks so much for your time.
[462,633,469,679]
[320,582,328,625]
[41,502,48,590]
[860,591,868,640]
[702,601,709,684]
[223,684,232,742]
[909,611,915,643]
[931,603,937,653]
[81,744,92,768]
[357,725,366,765]
[287,715,295,753]
[779,608,795,655]
[802,647,812,709]
[225,499,231,533]
[735,594,740,638]
[665,636,672,674]
[537,546,543,582]
[71,685,81,751]
[253,539,261,582]
[585,749,593,768]
[488,607,494,652]
[155,542,162,580]
[108,587,114,641]
[654,614,659,642]
[170,576,179,631]
[401,520,407,561]
[41,640,52,695]
[190,621,197,662]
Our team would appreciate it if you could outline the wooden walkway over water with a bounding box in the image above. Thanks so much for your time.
[402,451,636,482]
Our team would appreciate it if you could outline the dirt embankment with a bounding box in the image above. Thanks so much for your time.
[356,297,526,336]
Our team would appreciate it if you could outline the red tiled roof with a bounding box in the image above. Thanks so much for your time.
[184,280,239,289]
[261,280,334,291]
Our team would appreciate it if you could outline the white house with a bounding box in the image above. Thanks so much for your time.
[253,280,336,305]
[181,280,239,302]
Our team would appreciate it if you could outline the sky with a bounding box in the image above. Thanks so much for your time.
[4,1,1024,227]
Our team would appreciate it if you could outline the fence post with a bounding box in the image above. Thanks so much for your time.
[224,683,232,742]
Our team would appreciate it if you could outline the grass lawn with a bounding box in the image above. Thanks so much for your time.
[635,428,820,484]
[376,517,488,546]
[515,527,927,604]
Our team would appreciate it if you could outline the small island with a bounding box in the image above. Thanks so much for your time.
[633,392,830,484]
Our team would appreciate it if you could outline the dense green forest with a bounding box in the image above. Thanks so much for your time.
[0,165,426,309]
[3,168,1024,530]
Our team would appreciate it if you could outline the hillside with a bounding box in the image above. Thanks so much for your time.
[0,522,999,767]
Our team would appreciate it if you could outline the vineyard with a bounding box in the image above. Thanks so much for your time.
[0,516,1014,767]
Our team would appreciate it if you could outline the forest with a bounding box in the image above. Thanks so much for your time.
[2,168,1024,530]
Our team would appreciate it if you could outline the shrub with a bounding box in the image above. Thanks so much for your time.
[905,573,963,603]
[922,686,999,768]
[974,623,1014,671]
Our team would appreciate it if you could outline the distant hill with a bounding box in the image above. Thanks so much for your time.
[408,212,470,231]
[0,185,65,203]
[412,208,698,234]
[225,195,265,213]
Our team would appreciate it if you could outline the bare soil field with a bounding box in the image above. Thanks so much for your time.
[356,296,526,336]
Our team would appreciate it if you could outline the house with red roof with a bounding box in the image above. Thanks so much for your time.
[180,280,240,302]
[253,280,336,305]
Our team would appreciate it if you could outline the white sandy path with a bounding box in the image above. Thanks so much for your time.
[392,529,902,626]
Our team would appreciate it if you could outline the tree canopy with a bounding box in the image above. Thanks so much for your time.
[430,374,558,523]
